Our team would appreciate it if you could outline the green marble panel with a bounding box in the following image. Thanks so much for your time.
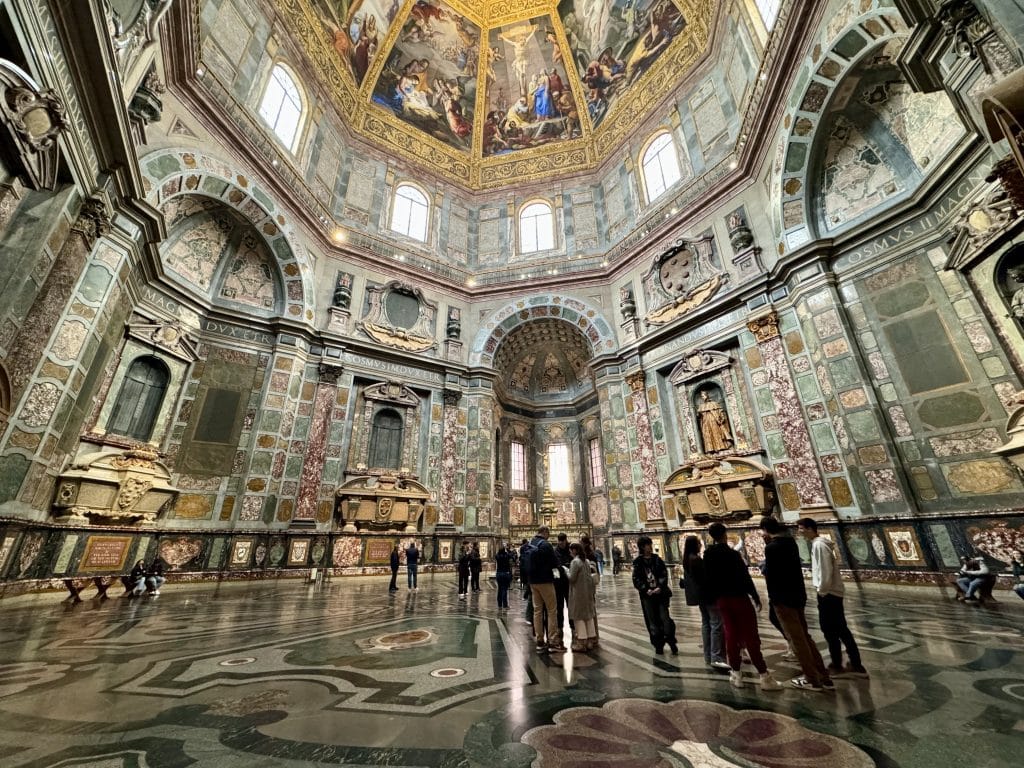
[846,411,880,441]
[810,422,837,452]
[146,155,181,180]
[250,451,273,475]
[796,375,820,402]
[829,358,860,389]
[80,265,112,302]
[260,411,282,432]
[755,387,775,414]
[872,282,929,318]
[286,456,303,479]
[917,392,985,428]
[766,433,787,460]
[928,523,961,567]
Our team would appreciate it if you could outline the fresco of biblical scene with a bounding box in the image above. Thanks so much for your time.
[314,0,405,86]
[371,1,480,151]
[482,17,581,156]
[558,0,686,128]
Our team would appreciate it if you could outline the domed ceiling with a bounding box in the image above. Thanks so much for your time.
[492,318,594,403]
[292,0,716,189]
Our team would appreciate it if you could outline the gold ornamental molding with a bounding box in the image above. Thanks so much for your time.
[747,311,780,343]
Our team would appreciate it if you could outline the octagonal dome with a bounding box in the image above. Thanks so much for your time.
[297,0,715,189]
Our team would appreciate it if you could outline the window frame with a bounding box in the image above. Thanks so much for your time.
[588,437,605,489]
[389,182,431,243]
[368,407,405,469]
[547,442,571,494]
[258,62,305,153]
[510,440,527,492]
[640,130,682,204]
[106,355,171,443]
[518,199,556,254]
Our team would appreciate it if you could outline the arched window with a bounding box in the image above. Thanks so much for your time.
[258,64,304,151]
[390,183,430,242]
[519,201,555,254]
[641,131,682,204]
[368,408,404,469]
[107,356,170,442]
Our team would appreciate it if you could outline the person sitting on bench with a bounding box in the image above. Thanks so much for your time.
[955,554,993,604]
[123,559,147,598]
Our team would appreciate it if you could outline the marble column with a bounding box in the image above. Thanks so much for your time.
[6,198,109,400]
[438,389,462,529]
[747,311,831,514]
[626,370,665,528]
[294,362,342,524]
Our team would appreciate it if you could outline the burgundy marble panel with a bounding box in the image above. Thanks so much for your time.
[628,378,664,521]
[439,402,460,525]
[295,379,337,520]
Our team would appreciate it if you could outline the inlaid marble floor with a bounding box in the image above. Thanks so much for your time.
[1,573,1022,768]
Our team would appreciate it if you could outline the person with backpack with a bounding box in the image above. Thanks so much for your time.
[519,538,534,621]
[527,526,565,653]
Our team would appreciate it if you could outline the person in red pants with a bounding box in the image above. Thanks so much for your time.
[702,522,783,692]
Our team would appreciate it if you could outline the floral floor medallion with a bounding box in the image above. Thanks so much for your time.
[522,698,875,768]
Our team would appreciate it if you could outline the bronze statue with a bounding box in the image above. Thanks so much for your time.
[697,390,733,453]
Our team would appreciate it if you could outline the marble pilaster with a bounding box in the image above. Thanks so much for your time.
[438,389,462,528]
[294,363,342,524]
[626,371,665,527]
[747,312,830,512]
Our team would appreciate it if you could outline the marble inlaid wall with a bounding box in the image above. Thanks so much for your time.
[596,376,633,528]
[463,391,495,531]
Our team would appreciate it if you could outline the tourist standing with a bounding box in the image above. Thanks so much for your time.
[470,543,483,592]
[406,541,419,591]
[457,543,472,600]
[759,517,832,692]
[389,544,400,592]
[528,526,565,653]
[568,542,597,651]
[612,544,623,574]
[631,536,678,655]
[797,518,868,679]
[495,543,513,609]
[681,535,728,669]
[1013,551,1024,601]
[554,533,572,634]
[703,522,783,691]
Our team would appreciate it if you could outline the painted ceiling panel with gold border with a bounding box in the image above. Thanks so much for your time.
[282,0,716,190]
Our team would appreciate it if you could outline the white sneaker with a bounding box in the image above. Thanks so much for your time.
[459,594,466,600]
[729,670,744,688]
[151,590,160,597]
[760,673,783,691]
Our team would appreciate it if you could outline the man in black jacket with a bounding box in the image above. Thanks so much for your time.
[389,544,400,592]
[703,523,783,691]
[528,526,565,653]
[631,536,677,654]
[759,516,832,692]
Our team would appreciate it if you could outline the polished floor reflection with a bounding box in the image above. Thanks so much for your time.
[0,572,1022,767]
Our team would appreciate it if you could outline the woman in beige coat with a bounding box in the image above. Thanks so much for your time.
[568,542,598,651]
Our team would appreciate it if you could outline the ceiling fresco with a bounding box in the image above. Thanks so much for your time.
[289,0,716,189]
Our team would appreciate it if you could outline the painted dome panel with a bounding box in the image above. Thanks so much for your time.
[558,0,687,129]
[370,2,481,153]
[313,0,404,87]
[483,16,582,156]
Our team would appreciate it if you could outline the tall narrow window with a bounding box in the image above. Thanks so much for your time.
[259,64,304,151]
[548,443,571,494]
[641,131,682,203]
[368,408,404,469]
[511,440,526,491]
[107,356,170,442]
[390,183,430,242]
[755,0,782,30]
[519,201,555,254]
[588,437,605,488]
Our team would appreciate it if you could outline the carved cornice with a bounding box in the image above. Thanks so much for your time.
[668,349,733,384]
[625,371,647,393]
[747,311,780,344]
[71,197,112,245]
[0,61,68,191]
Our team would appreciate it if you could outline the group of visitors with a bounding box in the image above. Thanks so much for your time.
[123,556,167,598]
[676,518,868,693]
[388,541,420,592]
[518,526,602,653]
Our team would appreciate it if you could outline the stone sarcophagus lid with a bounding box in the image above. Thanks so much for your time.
[335,474,429,533]
[663,456,775,524]
[52,447,179,525]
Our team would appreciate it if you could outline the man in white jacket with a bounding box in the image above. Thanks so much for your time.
[797,518,868,679]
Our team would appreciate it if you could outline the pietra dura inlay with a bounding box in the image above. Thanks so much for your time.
[0,576,1020,767]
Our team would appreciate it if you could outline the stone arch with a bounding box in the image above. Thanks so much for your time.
[469,295,616,368]
[139,147,315,323]
[771,0,910,253]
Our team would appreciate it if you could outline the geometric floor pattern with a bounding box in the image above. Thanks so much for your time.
[1,573,1022,767]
